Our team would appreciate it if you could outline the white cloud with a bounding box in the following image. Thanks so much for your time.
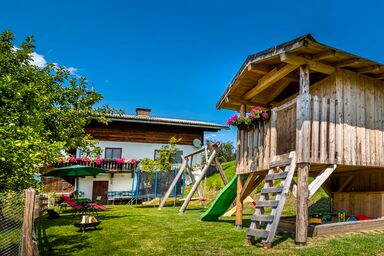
[28,50,78,74]
[30,52,47,68]
[66,67,78,74]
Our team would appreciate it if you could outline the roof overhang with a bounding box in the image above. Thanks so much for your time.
[107,114,229,131]
[217,34,384,111]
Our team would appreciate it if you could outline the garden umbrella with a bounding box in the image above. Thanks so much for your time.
[43,165,109,197]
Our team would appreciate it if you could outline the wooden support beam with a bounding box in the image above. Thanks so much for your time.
[235,175,245,229]
[240,174,264,200]
[337,175,356,192]
[280,53,336,75]
[308,165,336,198]
[356,65,381,74]
[243,64,299,100]
[247,63,271,75]
[299,65,310,94]
[334,58,360,68]
[296,163,309,246]
[208,143,228,185]
[248,63,298,81]
[235,104,246,229]
[312,50,336,60]
[267,79,292,102]
[225,96,258,106]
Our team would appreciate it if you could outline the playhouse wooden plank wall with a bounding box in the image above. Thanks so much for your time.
[236,69,384,175]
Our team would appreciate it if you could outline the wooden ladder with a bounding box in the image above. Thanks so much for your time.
[246,151,297,248]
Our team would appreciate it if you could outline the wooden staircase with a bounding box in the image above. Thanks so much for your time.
[246,151,297,248]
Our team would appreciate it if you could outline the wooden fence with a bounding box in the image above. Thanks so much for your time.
[21,188,48,256]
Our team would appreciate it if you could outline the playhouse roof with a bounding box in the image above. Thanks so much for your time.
[217,34,384,111]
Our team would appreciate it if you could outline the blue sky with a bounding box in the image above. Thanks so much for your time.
[2,0,384,144]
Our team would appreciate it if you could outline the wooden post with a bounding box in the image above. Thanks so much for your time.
[208,143,228,185]
[296,163,309,245]
[296,65,310,245]
[21,188,35,256]
[179,149,217,214]
[159,158,187,210]
[235,104,246,229]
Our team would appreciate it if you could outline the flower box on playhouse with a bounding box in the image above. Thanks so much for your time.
[227,106,269,129]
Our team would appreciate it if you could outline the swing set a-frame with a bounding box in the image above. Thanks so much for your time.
[159,142,228,213]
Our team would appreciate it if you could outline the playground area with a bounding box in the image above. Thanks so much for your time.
[35,205,384,256]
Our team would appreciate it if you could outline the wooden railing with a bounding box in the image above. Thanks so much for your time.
[236,119,272,174]
[55,159,137,172]
[236,95,338,174]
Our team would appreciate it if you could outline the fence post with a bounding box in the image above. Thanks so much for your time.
[21,188,35,256]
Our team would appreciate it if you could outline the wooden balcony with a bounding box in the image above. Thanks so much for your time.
[55,159,138,172]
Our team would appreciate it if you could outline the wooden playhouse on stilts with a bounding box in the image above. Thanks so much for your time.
[216,34,384,247]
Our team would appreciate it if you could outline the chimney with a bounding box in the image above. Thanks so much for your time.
[136,108,151,117]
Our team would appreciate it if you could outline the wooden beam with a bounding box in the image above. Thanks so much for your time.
[266,79,292,102]
[337,175,356,192]
[296,163,309,245]
[243,64,298,100]
[235,175,245,229]
[225,96,257,106]
[308,165,336,198]
[208,143,228,185]
[334,58,360,68]
[247,63,270,75]
[300,65,310,94]
[280,53,336,75]
[240,174,264,200]
[312,50,336,61]
[356,65,381,74]
[248,63,298,82]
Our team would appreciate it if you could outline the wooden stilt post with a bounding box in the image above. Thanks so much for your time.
[295,65,310,245]
[235,104,246,229]
[296,163,309,245]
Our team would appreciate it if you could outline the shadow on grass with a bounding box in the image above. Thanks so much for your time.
[309,197,330,213]
[36,219,89,256]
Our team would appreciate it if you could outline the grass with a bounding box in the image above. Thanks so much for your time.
[35,161,384,255]
[36,204,384,256]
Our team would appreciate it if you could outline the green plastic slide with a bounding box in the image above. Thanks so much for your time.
[200,175,237,221]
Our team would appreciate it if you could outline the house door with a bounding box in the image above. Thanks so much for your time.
[92,181,109,204]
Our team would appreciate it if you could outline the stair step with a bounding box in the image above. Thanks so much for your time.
[251,215,274,223]
[270,159,291,168]
[247,228,270,239]
[265,172,288,181]
[256,200,279,207]
[261,186,283,194]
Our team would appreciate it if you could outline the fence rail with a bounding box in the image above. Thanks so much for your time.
[0,189,47,256]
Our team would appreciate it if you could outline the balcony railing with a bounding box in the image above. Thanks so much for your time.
[55,158,138,172]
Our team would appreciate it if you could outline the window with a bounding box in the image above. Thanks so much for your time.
[154,150,183,164]
[105,148,122,159]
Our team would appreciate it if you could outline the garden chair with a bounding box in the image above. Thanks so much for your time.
[61,196,98,217]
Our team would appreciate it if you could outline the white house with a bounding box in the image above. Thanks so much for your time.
[45,108,227,204]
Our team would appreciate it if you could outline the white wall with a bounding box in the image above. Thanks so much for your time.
[78,173,133,199]
[77,141,205,199]
[77,140,203,165]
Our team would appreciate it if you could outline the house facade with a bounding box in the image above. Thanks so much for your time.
[44,108,227,204]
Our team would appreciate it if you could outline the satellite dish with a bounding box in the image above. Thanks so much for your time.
[193,138,202,148]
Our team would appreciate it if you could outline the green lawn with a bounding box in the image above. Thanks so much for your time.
[36,205,384,256]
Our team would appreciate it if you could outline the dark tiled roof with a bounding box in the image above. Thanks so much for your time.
[107,114,228,131]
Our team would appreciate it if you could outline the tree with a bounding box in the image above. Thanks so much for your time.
[206,140,236,163]
[140,137,181,172]
[0,31,117,191]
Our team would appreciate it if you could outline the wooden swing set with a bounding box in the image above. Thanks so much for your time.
[159,142,228,213]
